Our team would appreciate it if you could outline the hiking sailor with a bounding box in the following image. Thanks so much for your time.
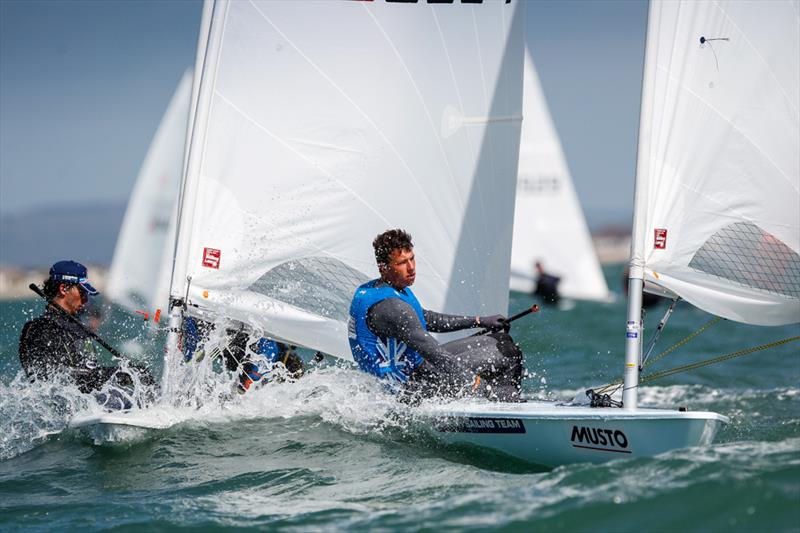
[348,229,525,401]
[18,260,149,409]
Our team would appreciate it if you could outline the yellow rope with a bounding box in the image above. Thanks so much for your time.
[594,335,800,395]
[642,316,723,369]
[640,335,800,383]
[593,318,721,394]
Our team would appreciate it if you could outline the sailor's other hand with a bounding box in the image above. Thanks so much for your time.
[477,314,507,331]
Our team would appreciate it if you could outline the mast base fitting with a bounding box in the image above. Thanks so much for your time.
[586,389,623,408]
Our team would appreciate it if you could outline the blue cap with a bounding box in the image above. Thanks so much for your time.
[49,260,99,296]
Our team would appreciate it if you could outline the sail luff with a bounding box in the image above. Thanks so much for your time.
[629,0,659,284]
[162,0,214,304]
[170,0,227,303]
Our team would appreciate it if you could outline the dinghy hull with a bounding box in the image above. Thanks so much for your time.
[422,400,727,467]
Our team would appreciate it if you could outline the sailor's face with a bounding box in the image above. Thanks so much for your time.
[382,247,416,289]
[60,284,87,315]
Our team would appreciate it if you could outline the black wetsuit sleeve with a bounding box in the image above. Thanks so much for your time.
[422,309,477,333]
[366,298,464,376]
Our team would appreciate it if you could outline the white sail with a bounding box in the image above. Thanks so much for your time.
[106,71,193,313]
[169,0,526,359]
[630,0,800,326]
[510,45,610,301]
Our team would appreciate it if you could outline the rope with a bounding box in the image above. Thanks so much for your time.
[642,316,722,369]
[640,335,800,383]
[592,334,800,396]
[594,380,622,396]
[593,318,721,395]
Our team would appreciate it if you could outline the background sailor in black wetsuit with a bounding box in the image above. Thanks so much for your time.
[348,229,525,401]
[18,261,145,408]
[533,260,561,305]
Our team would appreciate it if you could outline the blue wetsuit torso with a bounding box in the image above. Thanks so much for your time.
[348,279,427,385]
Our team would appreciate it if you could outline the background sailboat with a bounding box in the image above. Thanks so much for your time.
[510,45,610,302]
[106,70,193,315]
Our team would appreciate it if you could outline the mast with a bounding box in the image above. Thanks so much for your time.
[623,0,657,410]
[162,0,219,399]
[622,277,643,409]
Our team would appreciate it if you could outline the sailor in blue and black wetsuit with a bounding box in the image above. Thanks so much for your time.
[349,229,524,402]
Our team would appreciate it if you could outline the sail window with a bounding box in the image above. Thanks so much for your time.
[248,257,370,321]
[688,222,800,298]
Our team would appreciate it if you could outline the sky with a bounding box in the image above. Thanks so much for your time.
[0,0,648,226]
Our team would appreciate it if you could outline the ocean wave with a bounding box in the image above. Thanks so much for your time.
[0,373,89,460]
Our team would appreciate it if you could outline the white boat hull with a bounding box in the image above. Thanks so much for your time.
[69,408,179,444]
[67,400,727,466]
[420,400,728,467]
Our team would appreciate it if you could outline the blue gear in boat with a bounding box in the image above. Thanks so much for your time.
[181,316,207,362]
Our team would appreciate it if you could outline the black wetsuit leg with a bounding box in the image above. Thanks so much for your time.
[441,332,524,401]
[403,333,524,402]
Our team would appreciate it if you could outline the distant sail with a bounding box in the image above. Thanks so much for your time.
[630,0,799,326]
[106,71,192,313]
[170,0,526,359]
[510,45,610,301]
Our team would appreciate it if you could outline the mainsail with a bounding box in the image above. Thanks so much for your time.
[509,44,610,302]
[630,0,800,327]
[169,0,526,359]
[106,71,193,313]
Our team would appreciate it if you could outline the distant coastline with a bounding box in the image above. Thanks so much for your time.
[0,265,109,300]
[0,231,630,300]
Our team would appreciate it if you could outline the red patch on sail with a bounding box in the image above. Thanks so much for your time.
[202,247,221,269]
[654,229,668,249]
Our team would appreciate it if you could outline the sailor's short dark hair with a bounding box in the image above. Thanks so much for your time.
[42,278,66,299]
[373,228,413,267]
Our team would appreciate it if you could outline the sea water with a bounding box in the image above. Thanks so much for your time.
[1,264,798,532]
